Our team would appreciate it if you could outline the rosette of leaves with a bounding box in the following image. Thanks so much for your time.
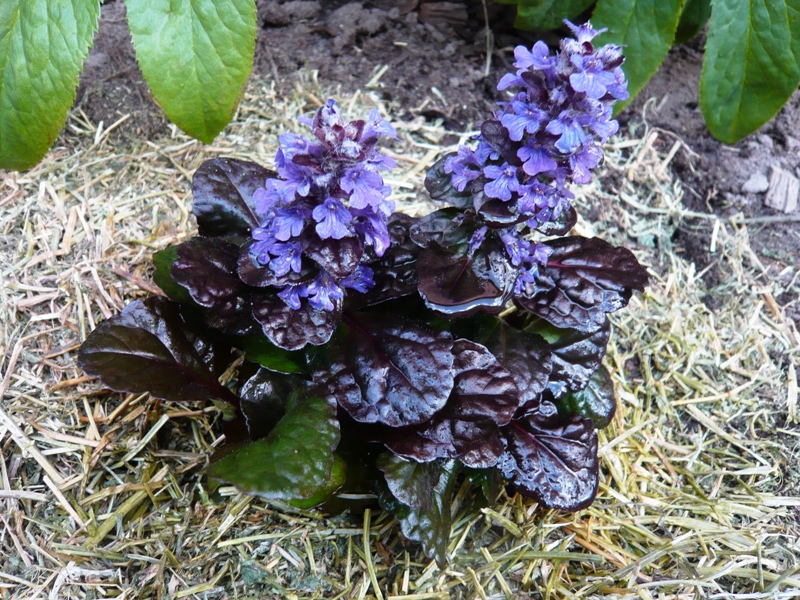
[78,26,649,566]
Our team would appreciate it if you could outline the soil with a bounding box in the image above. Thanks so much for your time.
[76,0,800,328]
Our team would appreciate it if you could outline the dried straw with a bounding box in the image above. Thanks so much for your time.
[1,71,798,599]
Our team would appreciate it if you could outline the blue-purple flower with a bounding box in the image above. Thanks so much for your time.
[248,99,397,311]
[441,21,628,299]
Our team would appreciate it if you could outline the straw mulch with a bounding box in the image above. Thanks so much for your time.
[2,73,799,600]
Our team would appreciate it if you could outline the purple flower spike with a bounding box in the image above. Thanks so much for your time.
[430,22,627,298]
[249,99,398,311]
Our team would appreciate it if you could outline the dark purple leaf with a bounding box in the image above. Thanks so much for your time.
[556,365,617,428]
[535,320,610,397]
[534,205,577,236]
[305,235,363,279]
[498,402,599,511]
[409,208,477,250]
[481,119,522,166]
[208,394,340,500]
[474,192,526,228]
[477,320,553,415]
[377,453,441,510]
[424,153,474,209]
[417,240,515,317]
[377,455,458,566]
[172,237,256,336]
[359,214,420,307]
[78,297,238,405]
[253,294,341,351]
[192,158,274,238]
[378,340,519,468]
[239,367,303,439]
[322,315,454,427]
[518,236,648,333]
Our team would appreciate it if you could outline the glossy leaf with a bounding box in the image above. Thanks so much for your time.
[241,336,306,374]
[556,364,617,428]
[124,0,256,143]
[78,297,238,405]
[518,236,648,333]
[378,455,459,566]
[359,214,420,307]
[287,455,347,509]
[474,192,527,229]
[700,0,800,144]
[532,320,611,397]
[592,0,685,109]
[424,154,474,209]
[172,237,255,335]
[324,315,455,427]
[378,340,520,468]
[515,0,594,31]
[477,320,552,414]
[192,158,273,238]
[409,208,477,251]
[0,0,100,170]
[208,394,340,500]
[674,0,711,44]
[417,241,516,317]
[239,367,298,438]
[499,402,599,511]
[252,294,341,351]
[305,235,363,279]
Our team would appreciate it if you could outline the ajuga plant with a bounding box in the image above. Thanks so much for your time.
[79,22,648,564]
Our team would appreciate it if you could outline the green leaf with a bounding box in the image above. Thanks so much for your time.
[700,0,800,144]
[152,246,194,304]
[592,0,686,109]
[515,0,594,31]
[242,335,307,375]
[555,364,617,428]
[208,395,340,500]
[0,0,100,170]
[674,0,711,44]
[287,454,347,509]
[377,454,459,566]
[124,0,256,143]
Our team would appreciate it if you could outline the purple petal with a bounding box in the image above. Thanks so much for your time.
[312,197,352,240]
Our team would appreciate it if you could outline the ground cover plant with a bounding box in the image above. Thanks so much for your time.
[77,23,647,563]
[0,0,256,170]
[496,0,800,144]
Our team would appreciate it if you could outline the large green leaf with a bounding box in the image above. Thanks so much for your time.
[701,0,800,144]
[674,0,711,44]
[0,0,100,170]
[124,0,256,143]
[515,0,594,31]
[592,0,686,109]
[208,394,341,500]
